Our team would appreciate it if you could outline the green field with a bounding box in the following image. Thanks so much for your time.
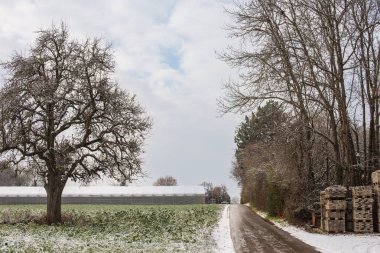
[0,204,221,253]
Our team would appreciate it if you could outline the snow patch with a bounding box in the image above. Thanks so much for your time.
[275,222,380,253]
[212,205,235,253]
[252,206,380,253]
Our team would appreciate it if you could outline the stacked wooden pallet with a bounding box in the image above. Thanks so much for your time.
[372,170,380,232]
[351,186,373,233]
[321,185,347,232]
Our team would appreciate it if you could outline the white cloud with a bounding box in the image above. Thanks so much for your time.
[0,0,242,197]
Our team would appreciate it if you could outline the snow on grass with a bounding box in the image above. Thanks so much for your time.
[212,205,235,253]
[250,205,380,253]
[0,204,222,252]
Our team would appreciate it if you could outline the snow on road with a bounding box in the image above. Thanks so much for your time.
[213,205,235,253]
[253,207,380,253]
[275,223,380,253]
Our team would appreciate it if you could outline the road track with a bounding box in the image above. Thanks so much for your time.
[229,205,321,253]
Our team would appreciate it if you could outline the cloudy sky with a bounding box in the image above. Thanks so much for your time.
[0,0,242,197]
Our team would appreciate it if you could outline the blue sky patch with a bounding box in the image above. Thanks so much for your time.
[161,46,181,70]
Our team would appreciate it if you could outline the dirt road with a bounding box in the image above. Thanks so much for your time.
[229,205,320,253]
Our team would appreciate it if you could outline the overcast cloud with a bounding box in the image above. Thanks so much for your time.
[0,0,242,198]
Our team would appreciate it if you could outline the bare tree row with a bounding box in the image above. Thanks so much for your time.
[222,0,380,187]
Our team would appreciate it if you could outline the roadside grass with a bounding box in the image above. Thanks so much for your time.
[0,204,221,252]
[246,204,285,224]
[247,204,324,234]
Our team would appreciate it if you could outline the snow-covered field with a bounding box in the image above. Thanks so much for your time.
[254,208,380,253]
[0,204,226,252]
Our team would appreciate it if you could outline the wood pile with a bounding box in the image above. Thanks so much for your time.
[320,185,347,233]
[319,171,380,234]
[350,186,373,233]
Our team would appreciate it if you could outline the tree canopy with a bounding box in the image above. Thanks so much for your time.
[234,101,286,149]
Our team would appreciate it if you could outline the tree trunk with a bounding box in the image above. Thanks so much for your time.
[45,174,65,224]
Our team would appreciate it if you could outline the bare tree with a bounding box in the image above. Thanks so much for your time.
[153,176,178,186]
[0,24,151,224]
[351,0,380,182]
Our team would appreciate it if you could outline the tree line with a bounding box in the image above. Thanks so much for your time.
[222,0,380,221]
[201,182,231,204]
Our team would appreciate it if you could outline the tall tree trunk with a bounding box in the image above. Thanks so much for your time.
[327,108,344,184]
[359,65,368,183]
[376,96,380,170]
[45,173,65,224]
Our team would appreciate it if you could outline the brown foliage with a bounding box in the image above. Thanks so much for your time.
[153,176,178,186]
